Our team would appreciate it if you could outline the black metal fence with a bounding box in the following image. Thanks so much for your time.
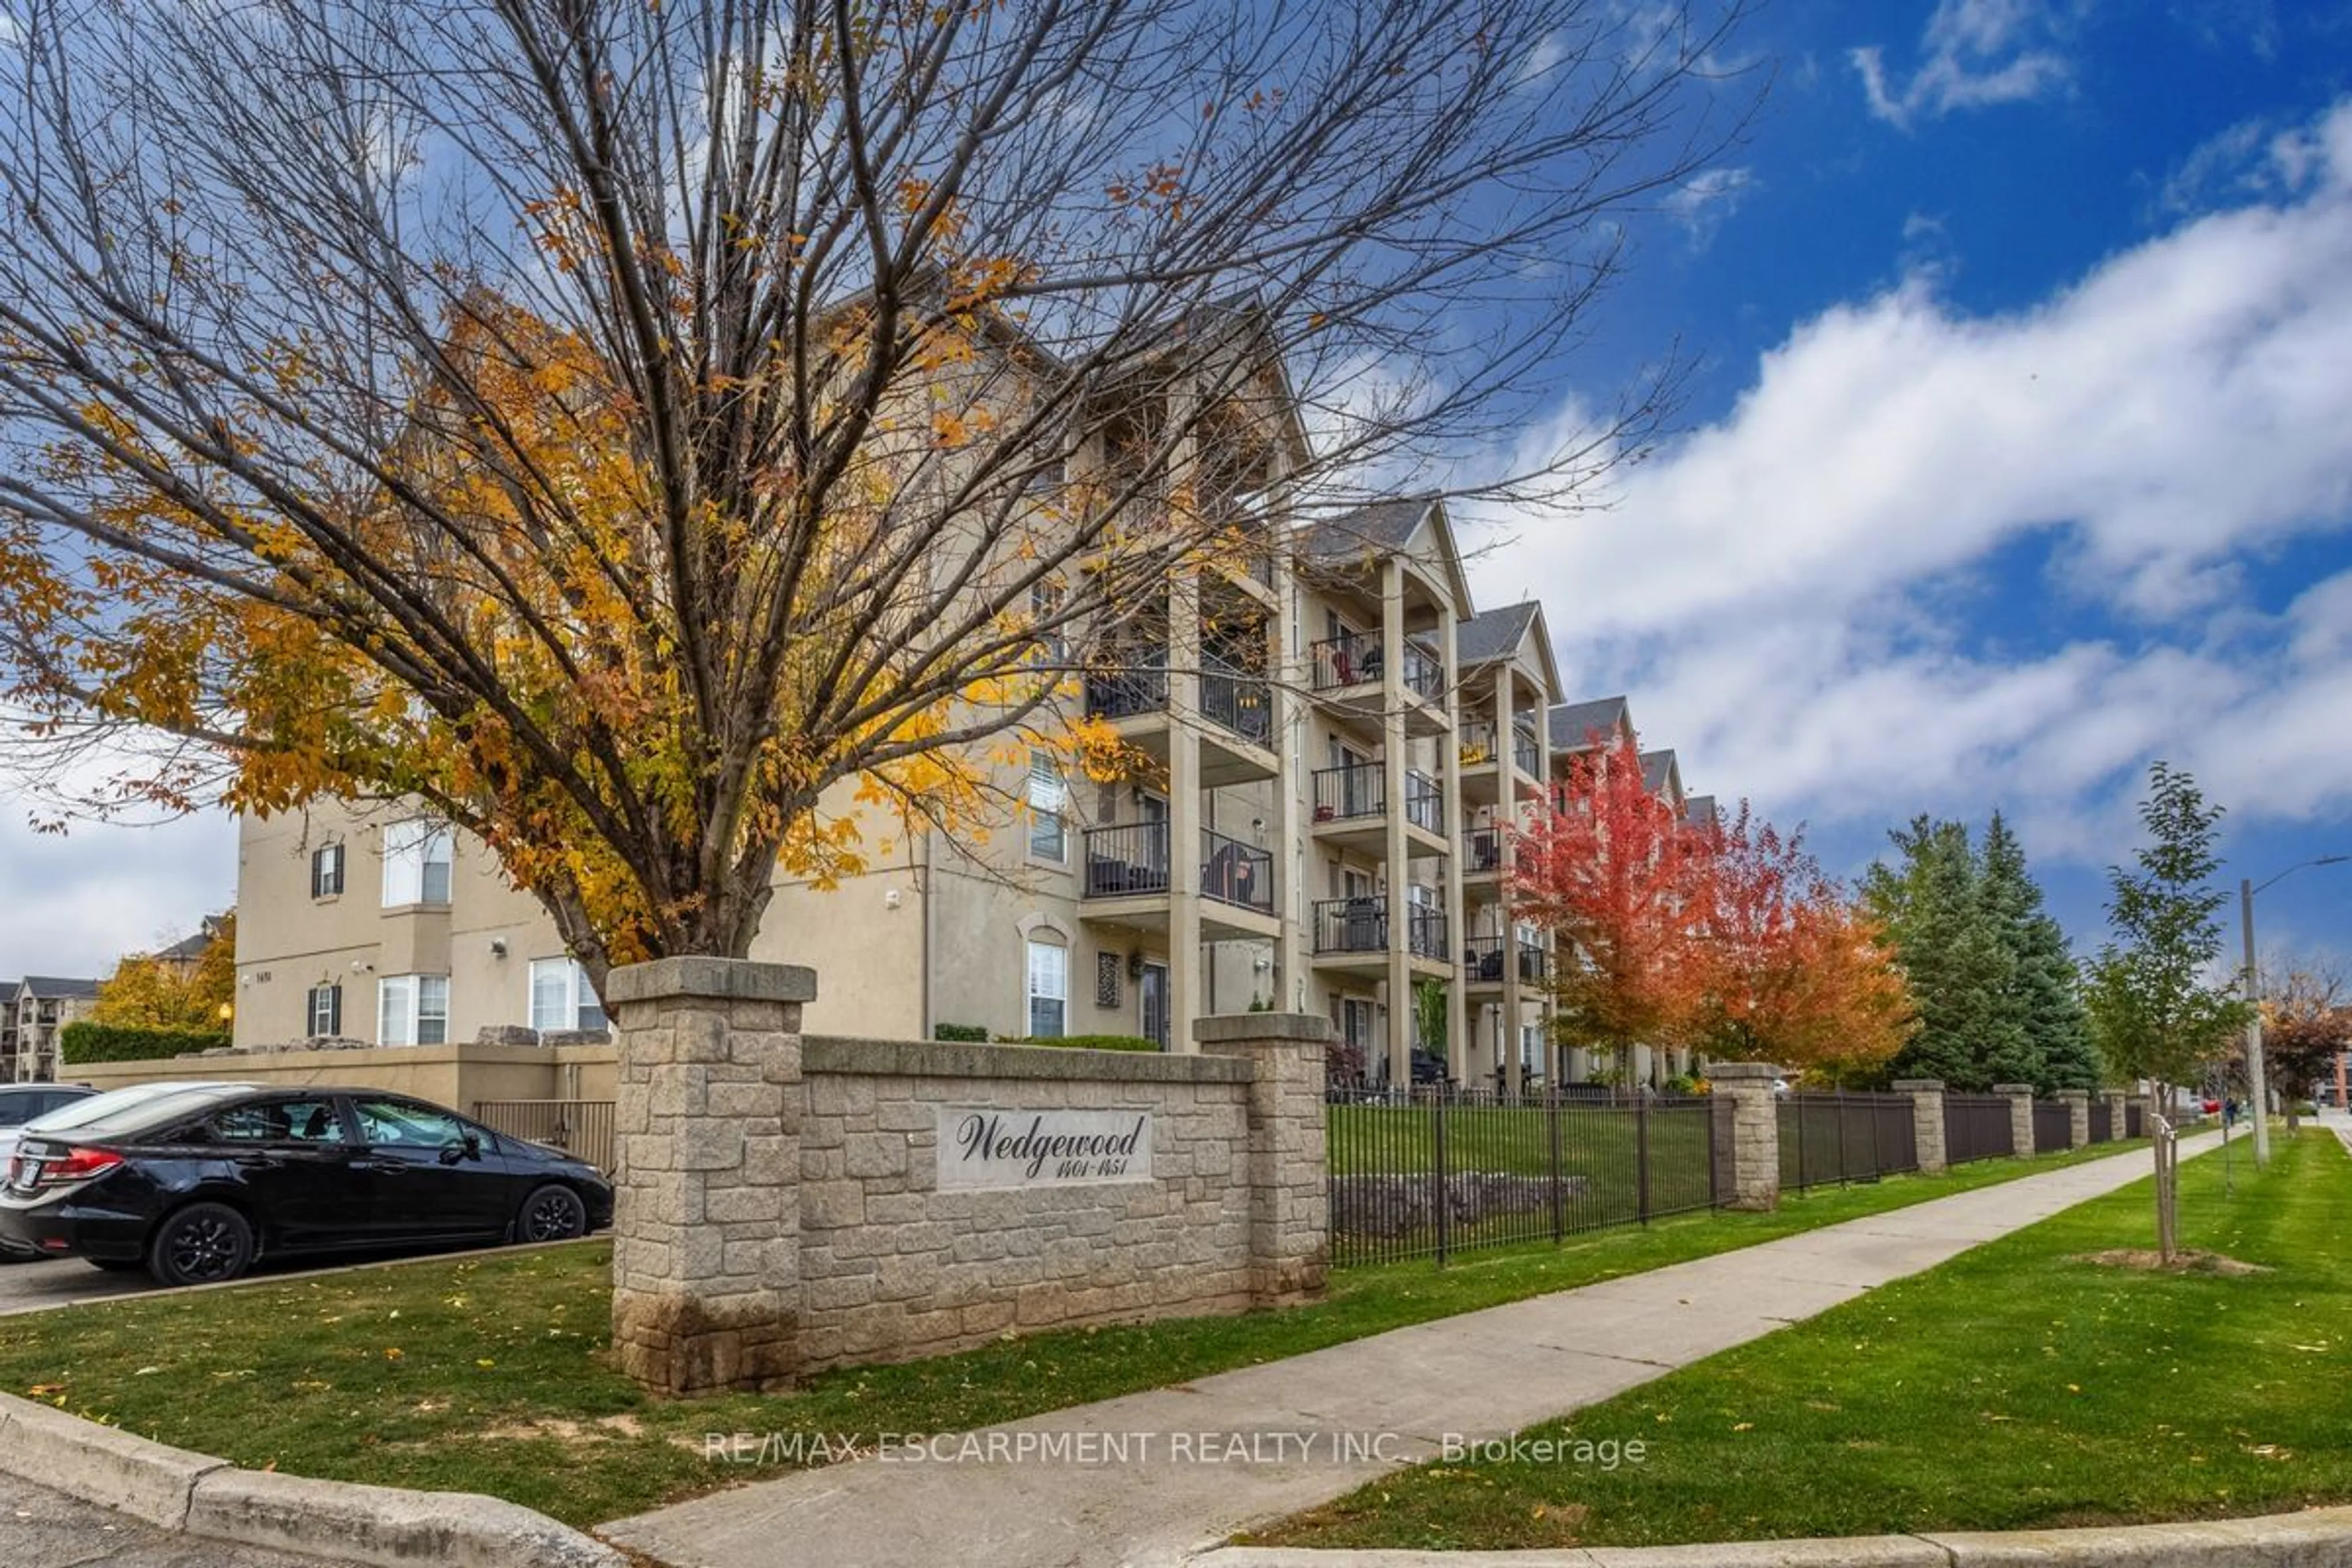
[2088,1099,2114,1142]
[1776,1092,1920,1193]
[1943,1093,2015,1164]
[1325,1088,1717,1267]
[2126,1102,2144,1137]
[2032,1099,2073,1153]
[473,1099,616,1173]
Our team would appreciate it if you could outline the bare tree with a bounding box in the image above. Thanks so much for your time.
[0,0,1755,980]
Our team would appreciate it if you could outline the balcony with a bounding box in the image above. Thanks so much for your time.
[1463,826,1504,880]
[1080,823,1278,940]
[1310,765,1448,858]
[1512,725,1541,779]
[1306,631,1448,735]
[1310,898,1451,974]
[1463,936,1550,989]
[1082,649,1276,784]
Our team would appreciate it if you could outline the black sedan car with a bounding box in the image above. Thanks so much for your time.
[0,1084,612,1286]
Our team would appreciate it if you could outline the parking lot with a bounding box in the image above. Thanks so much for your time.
[0,1254,159,1315]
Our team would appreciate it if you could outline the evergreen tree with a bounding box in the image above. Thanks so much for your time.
[1863,817,2022,1090]
[1982,813,2101,1091]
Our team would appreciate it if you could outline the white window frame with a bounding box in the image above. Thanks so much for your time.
[380,819,454,908]
[528,959,607,1033]
[1027,751,1067,862]
[310,843,344,899]
[377,974,450,1047]
[1025,938,1068,1040]
[307,982,342,1038]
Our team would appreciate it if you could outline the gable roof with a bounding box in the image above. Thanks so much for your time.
[15,976,97,1001]
[1686,794,1719,829]
[153,929,215,963]
[1454,603,1539,666]
[1548,695,1629,752]
[1640,748,1683,801]
[1295,494,1476,617]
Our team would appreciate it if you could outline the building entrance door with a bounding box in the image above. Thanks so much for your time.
[1140,962,1170,1050]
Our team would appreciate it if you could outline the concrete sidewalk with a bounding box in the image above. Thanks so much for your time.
[603,1135,2216,1568]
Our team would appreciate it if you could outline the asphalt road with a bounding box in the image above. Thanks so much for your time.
[0,1254,158,1315]
[0,1471,333,1567]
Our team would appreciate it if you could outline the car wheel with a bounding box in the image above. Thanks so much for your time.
[87,1258,144,1273]
[147,1202,254,1287]
[517,1183,587,1244]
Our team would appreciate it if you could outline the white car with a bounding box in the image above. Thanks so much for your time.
[0,1084,100,1183]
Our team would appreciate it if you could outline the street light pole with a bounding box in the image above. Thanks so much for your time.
[2240,877,2269,1169]
[2241,854,2350,1170]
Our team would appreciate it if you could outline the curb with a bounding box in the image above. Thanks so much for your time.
[0,1391,625,1568]
[1193,1506,2352,1566]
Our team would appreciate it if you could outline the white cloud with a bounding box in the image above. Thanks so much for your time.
[1468,98,2352,873]
[1661,167,1754,251]
[1851,0,2073,129]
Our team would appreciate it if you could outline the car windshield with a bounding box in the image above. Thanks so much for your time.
[24,1084,255,1140]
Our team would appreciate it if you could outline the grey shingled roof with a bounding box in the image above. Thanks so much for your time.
[1298,496,1435,562]
[1548,695,1629,751]
[1686,794,1719,829]
[1453,603,1540,668]
[153,929,215,963]
[1640,749,1680,796]
[15,976,97,1000]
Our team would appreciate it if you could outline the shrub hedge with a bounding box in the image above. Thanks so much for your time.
[932,1022,990,1042]
[59,1021,231,1065]
[1003,1033,1163,1053]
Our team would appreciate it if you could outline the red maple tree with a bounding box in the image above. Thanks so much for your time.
[1510,731,1711,1066]
[1691,804,1913,1080]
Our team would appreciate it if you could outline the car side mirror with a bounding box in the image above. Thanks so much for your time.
[439,1135,478,1166]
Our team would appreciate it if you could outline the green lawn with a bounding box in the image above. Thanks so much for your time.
[1250,1128,2352,1552]
[0,1139,2144,1529]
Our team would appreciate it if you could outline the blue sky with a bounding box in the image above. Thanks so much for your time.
[3,0,2349,983]
[1463,0,2352,972]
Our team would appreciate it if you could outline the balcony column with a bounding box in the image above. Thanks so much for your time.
[1381,556,1411,1087]
[1169,566,1205,1054]
[1270,551,1303,1011]
[1492,671,1519,1095]
[1440,603,1466,1088]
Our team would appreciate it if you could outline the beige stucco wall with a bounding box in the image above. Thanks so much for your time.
[76,1039,617,1109]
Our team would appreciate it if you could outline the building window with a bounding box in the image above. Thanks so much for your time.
[310,843,345,899]
[1030,581,1067,666]
[1026,939,1067,1039]
[307,983,342,1038]
[1027,751,1066,862]
[529,959,607,1033]
[380,820,454,907]
[377,974,449,1047]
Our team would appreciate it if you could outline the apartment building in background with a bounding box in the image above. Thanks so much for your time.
[233,502,1713,1088]
[1,976,99,1082]
[232,314,1715,1087]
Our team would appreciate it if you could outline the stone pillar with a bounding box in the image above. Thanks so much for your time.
[2059,1088,2090,1149]
[1197,1012,1331,1306]
[1708,1061,1781,1211]
[1994,1083,2035,1158]
[608,957,814,1398]
[2101,1088,2127,1141]
[1893,1078,1947,1175]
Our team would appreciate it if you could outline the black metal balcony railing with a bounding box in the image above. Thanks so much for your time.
[1404,771,1444,832]
[1458,720,1498,767]
[1464,826,1502,874]
[1512,726,1540,776]
[1083,822,1172,898]
[1084,822,1275,915]
[1312,899,1450,960]
[1200,829,1273,914]
[1199,654,1273,747]
[1311,763,1384,822]
[1461,936,1549,984]
[1401,641,1444,701]
[1084,654,1168,720]
[1308,632,1444,698]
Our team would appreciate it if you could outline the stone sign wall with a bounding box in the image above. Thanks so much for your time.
[606,959,1329,1396]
